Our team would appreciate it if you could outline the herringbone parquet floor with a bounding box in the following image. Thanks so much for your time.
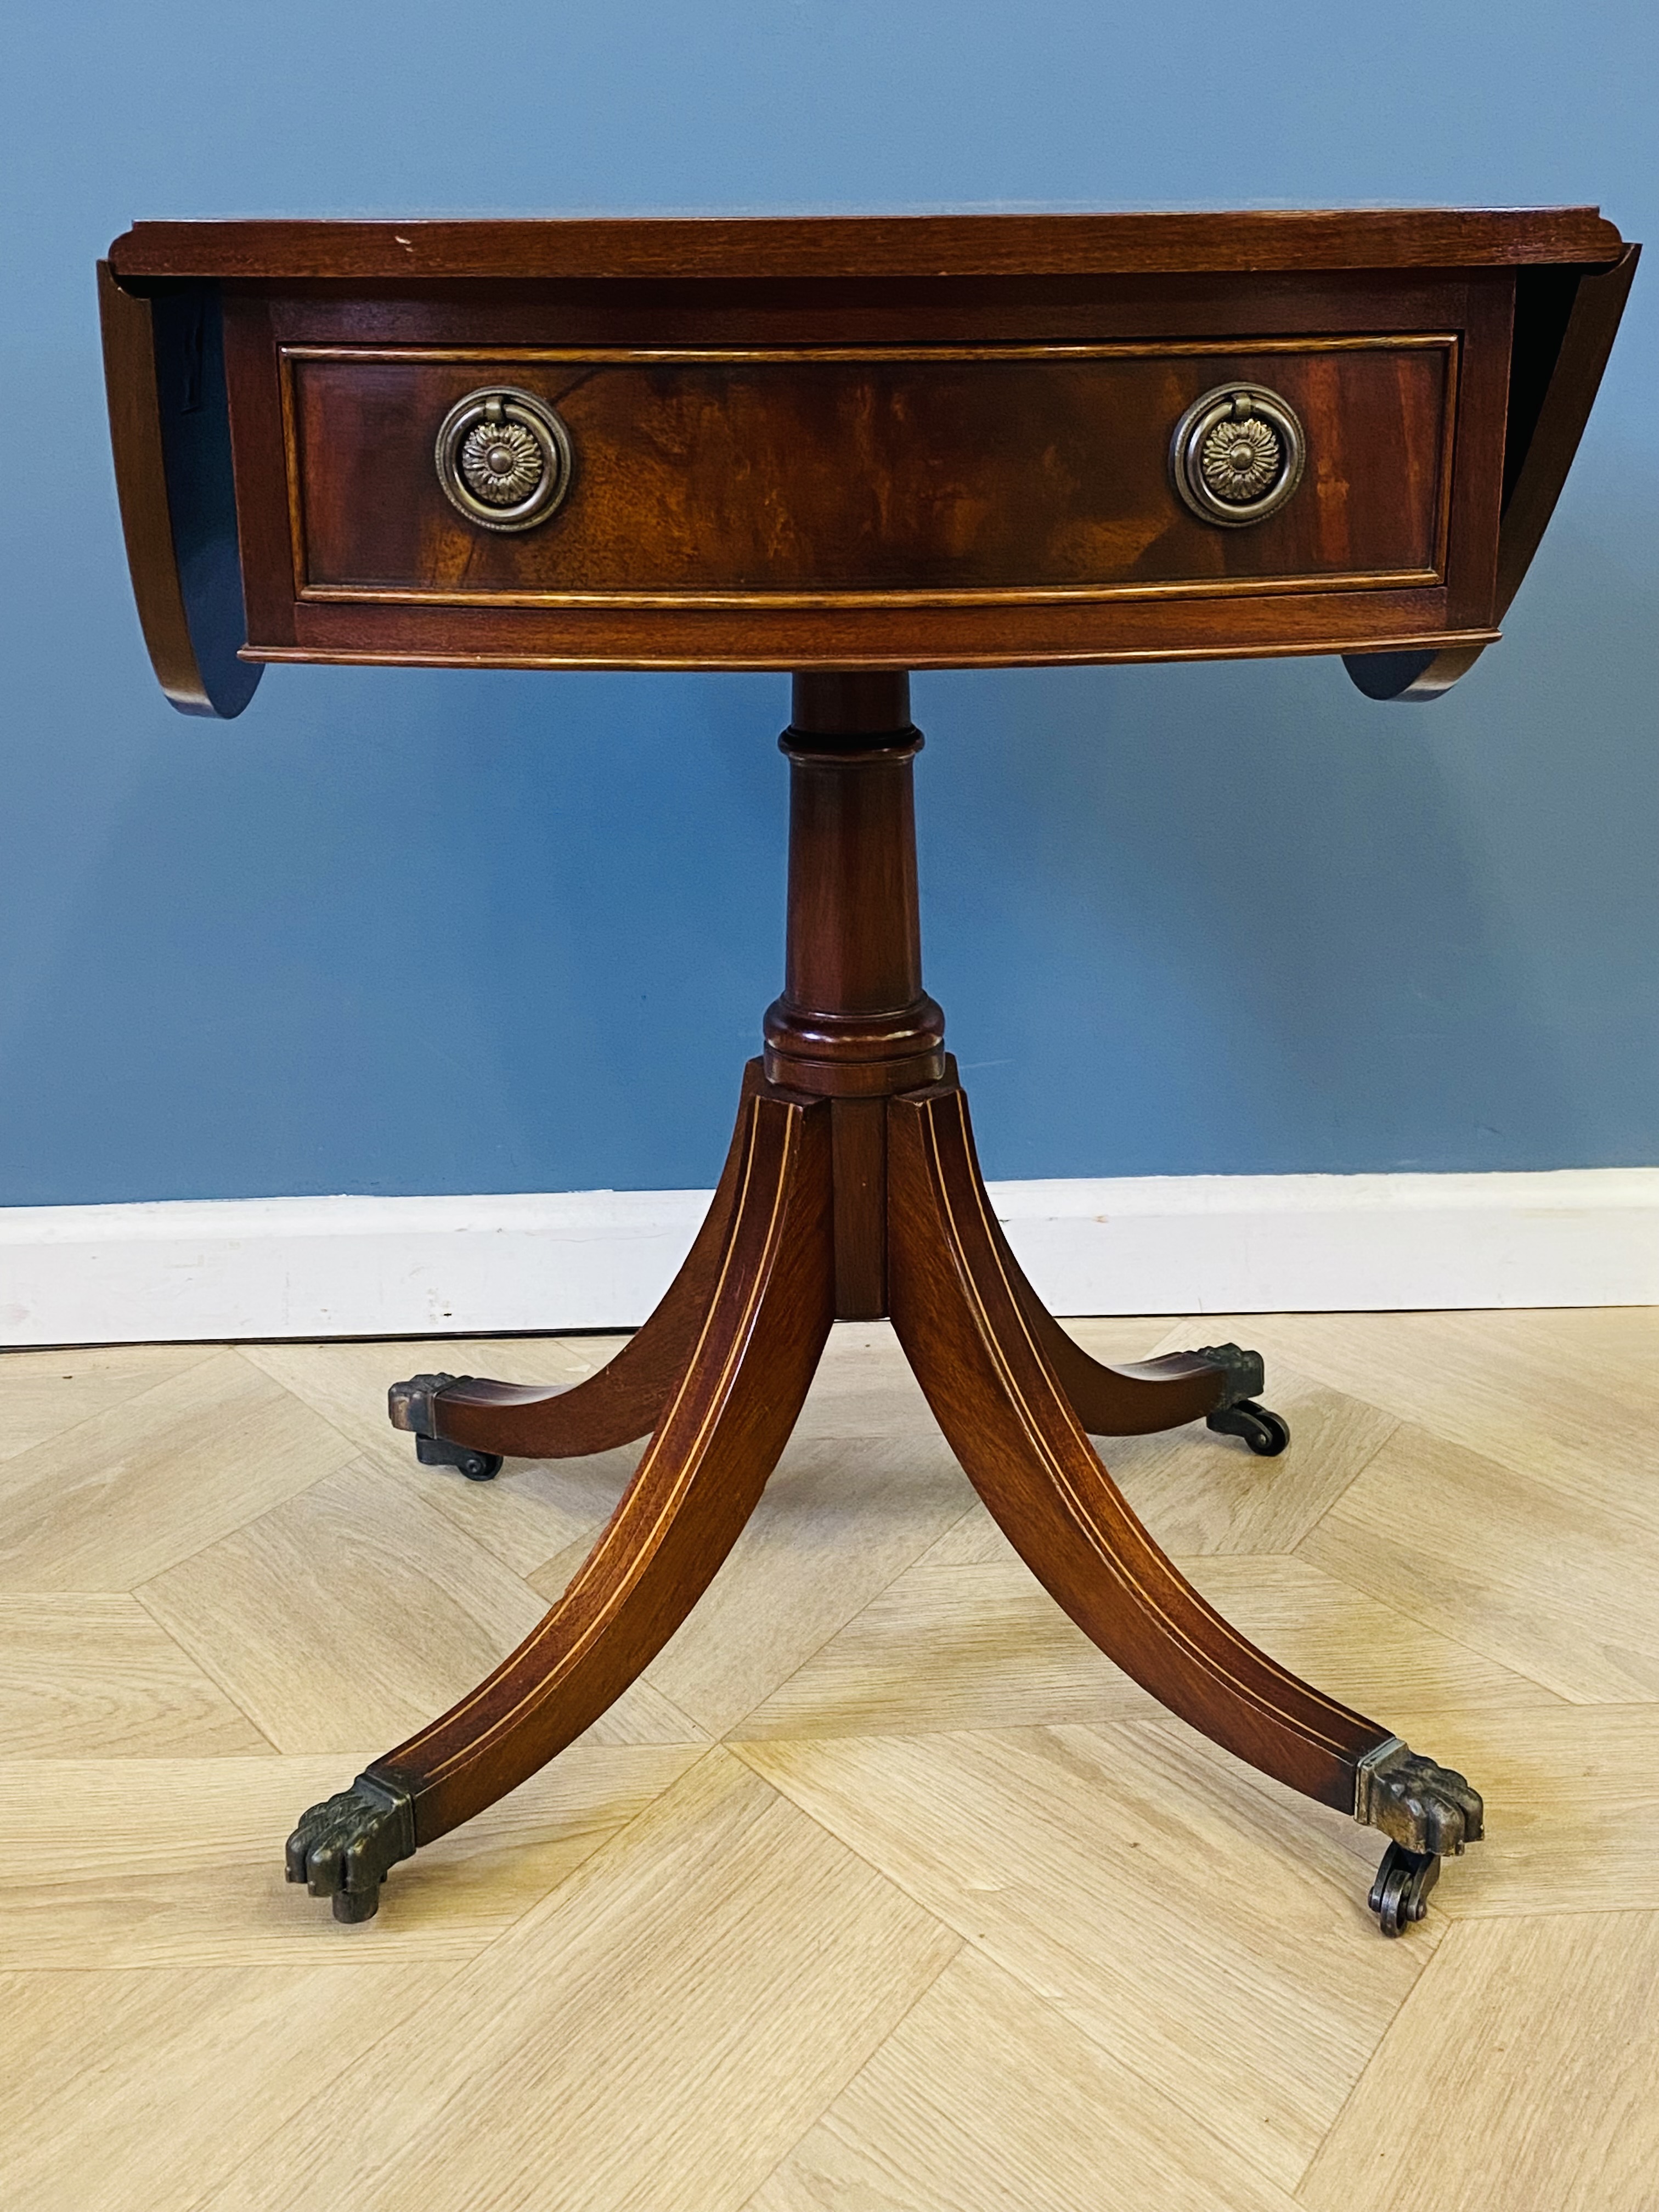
[2,1308,1657,2209]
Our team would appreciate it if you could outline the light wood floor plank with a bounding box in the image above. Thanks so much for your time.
[790,1321,952,1440]
[1297,1912,1659,2212]
[1299,1415,1659,1702]
[0,1594,268,1757]
[241,1335,643,1575]
[528,1431,977,1739]
[196,1750,961,2212]
[0,1744,700,1967]
[1395,1702,1659,1921]
[138,1456,549,1752]
[1221,1306,1659,1492]
[390,1429,646,1583]
[0,1961,456,2212]
[1107,1364,1398,1556]
[749,1943,1300,2212]
[733,1555,1153,1737]
[738,1723,1431,2192]
[0,1351,357,1592]
[733,1551,1560,1742]
[0,1341,218,1462]
[4,1307,1651,2204]
[137,1454,701,1754]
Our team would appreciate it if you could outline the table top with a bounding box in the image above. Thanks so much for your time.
[99,206,1637,713]
[109,206,1626,283]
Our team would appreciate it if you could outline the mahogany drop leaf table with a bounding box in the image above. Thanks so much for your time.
[101,207,1635,1934]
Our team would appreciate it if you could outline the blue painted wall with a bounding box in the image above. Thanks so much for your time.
[1,0,1653,1203]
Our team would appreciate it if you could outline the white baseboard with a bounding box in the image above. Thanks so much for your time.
[1,1169,1654,1348]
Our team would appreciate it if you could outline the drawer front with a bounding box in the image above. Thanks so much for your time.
[284,340,1455,607]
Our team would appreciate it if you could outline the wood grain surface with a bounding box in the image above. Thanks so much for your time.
[108,205,1626,282]
[96,266,261,716]
[886,1080,1390,1811]
[1299,1912,1659,2212]
[287,341,1452,602]
[380,1090,836,1843]
[199,1752,962,2212]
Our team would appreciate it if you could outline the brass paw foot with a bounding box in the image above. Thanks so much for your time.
[388,1373,503,1482]
[285,1768,416,1922]
[1356,1736,1485,1855]
[1355,1737,1484,1936]
[1187,1344,1290,1457]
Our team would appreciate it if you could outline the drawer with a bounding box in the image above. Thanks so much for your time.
[281,339,1455,608]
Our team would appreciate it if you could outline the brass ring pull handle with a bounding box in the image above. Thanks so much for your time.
[435,387,573,532]
[1170,383,1306,528]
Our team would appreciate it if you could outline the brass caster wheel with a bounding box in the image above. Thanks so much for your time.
[1369,1841,1441,1936]
[415,1434,503,1482]
[1205,1399,1290,1456]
